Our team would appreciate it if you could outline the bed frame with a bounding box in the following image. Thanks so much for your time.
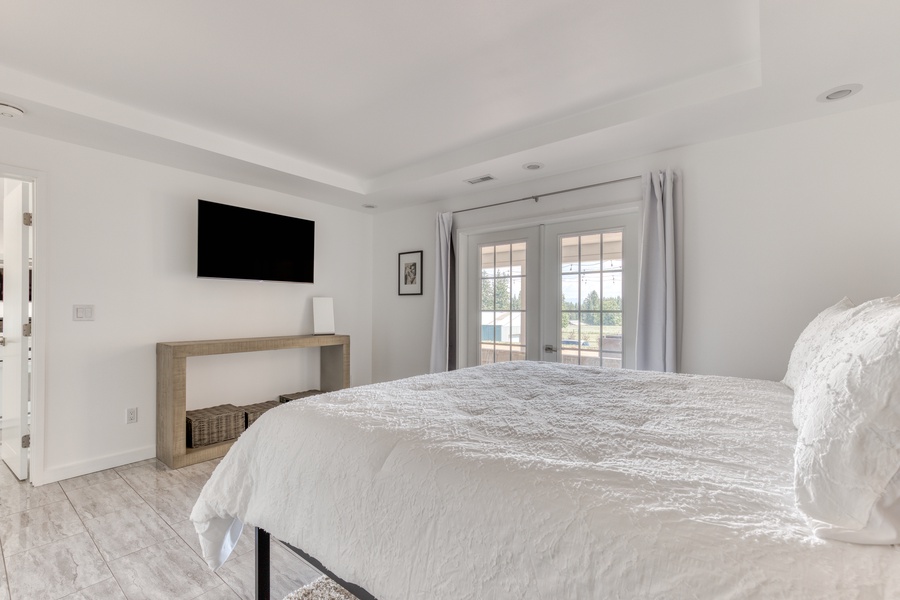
[255,527,378,600]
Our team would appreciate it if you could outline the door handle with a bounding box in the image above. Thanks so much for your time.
[544,344,556,353]
[0,336,6,346]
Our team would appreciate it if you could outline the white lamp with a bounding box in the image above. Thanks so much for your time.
[313,297,335,335]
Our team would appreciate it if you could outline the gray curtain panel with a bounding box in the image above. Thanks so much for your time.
[430,211,454,373]
[636,169,677,372]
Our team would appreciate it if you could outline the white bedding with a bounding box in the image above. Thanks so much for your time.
[191,362,900,599]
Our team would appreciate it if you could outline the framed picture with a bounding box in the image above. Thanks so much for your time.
[398,250,423,295]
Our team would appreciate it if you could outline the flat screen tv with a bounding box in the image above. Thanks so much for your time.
[197,199,315,283]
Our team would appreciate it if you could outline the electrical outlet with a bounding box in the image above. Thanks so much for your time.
[126,407,138,424]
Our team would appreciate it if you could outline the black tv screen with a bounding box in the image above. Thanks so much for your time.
[197,199,315,283]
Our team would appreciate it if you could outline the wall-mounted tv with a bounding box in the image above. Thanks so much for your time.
[197,199,315,283]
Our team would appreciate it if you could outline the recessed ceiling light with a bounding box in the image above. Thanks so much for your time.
[816,84,863,103]
[465,174,495,185]
[522,162,544,171]
[0,103,25,118]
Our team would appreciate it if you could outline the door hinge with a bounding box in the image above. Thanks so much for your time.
[21,434,30,449]
[23,212,33,226]
[23,323,32,337]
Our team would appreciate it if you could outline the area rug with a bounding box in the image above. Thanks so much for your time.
[283,576,358,600]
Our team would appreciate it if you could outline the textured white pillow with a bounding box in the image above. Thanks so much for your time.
[783,297,855,428]
[793,296,900,542]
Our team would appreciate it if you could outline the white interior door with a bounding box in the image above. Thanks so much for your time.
[2,178,32,480]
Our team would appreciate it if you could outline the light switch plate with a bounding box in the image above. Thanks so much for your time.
[73,305,95,321]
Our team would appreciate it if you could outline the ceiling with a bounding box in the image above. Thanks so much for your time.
[0,0,898,212]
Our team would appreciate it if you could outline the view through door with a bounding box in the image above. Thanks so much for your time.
[1,176,34,480]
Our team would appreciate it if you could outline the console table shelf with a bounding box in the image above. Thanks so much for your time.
[156,334,350,469]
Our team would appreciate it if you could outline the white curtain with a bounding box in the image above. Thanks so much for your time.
[429,212,453,373]
[636,169,677,372]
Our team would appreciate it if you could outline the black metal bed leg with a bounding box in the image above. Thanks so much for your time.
[256,527,270,600]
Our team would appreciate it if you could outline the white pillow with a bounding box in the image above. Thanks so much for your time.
[783,297,854,428]
[793,296,900,543]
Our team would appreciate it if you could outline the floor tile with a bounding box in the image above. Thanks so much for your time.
[0,498,85,556]
[177,460,221,490]
[0,482,67,518]
[113,459,157,473]
[0,554,9,600]
[0,457,284,600]
[194,584,242,600]
[66,479,146,521]
[117,461,189,497]
[59,469,122,494]
[6,530,112,600]
[107,536,224,600]
[83,503,176,562]
[0,463,22,489]
[214,539,320,600]
[133,480,203,526]
[60,577,128,600]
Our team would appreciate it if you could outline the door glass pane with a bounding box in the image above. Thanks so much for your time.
[481,280,494,310]
[580,234,602,272]
[495,244,511,277]
[602,324,623,351]
[510,312,524,344]
[477,241,528,365]
[511,242,527,276]
[559,230,625,368]
[560,237,579,273]
[561,312,579,346]
[561,274,579,310]
[481,246,495,273]
[602,353,623,368]
[495,278,511,309]
[511,276,525,310]
[580,273,601,305]
[602,231,623,270]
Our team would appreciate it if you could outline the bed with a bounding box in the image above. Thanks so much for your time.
[191,296,900,599]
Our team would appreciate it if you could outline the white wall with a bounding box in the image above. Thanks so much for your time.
[1,129,373,485]
[373,100,900,383]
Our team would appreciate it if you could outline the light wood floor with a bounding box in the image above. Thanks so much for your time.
[0,458,321,600]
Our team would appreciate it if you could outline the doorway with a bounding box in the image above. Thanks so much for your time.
[460,211,639,370]
[0,176,35,481]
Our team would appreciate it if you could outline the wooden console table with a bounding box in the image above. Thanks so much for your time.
[156,334,350,469]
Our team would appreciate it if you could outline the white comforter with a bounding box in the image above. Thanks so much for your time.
[191,362,900,599]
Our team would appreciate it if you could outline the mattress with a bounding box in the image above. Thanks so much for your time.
[191,361,900,599]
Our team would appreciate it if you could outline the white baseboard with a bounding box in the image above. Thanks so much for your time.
[32,445,156,486]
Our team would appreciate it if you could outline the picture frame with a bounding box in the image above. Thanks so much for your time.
[398,250,423,296]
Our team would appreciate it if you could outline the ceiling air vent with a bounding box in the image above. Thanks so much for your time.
[465,174,495,185]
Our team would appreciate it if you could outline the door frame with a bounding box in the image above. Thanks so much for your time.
[0,164,47,485]
[455,202,640,369]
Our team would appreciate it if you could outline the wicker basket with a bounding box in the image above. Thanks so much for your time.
[279,389,324,403]
[244,400,280,428]
[186,404,245,448]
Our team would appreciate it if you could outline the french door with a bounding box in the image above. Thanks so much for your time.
[467,227,542,364]
[465,213,638,369]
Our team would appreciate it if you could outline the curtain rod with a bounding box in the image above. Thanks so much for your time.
[452,175,642,215]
